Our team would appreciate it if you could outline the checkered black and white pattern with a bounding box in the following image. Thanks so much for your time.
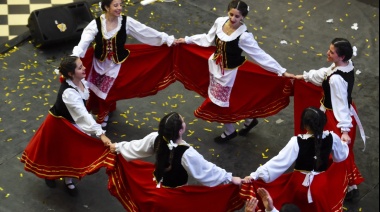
[0,0,81,44]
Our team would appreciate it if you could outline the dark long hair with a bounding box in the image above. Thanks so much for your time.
[153,112,183,183]
[227,0,249,17]
[300,107,327,170]
[331,38,353,62]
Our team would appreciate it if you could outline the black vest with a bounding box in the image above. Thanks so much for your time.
[50,81,85,123]
[321,69,354,109]
[213,34,247,69]
[294,134,333,172]
[94,15,130,64]
[156,145,190,188]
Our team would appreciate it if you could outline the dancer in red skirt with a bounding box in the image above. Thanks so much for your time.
[294,38,366,201]
[242,107,349,212]
[72,0,175,127]
[176,0,294,143]
[21,56,112,196]
[107,112,244,211]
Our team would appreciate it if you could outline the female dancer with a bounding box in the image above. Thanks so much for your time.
[243,107,349,211]
[176,0,294,142]
[72,0,175,127]
[21,56,112,196]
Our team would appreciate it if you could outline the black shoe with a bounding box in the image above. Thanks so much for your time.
[238,119,259,136]
[345,189,359,201]
[45,179,56,188]
[65,182,78,197]
[214,131,237,143]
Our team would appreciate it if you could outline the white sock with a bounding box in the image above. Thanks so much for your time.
[347,185,357,192]
[65,178,75,189]
[221,123,235,138]
[244,119,253,127]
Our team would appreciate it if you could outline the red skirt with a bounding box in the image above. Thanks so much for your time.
[82,44,293,123]
[107,155,244,212]
[239,162,349,212]
[82,44,176,123]
[293,80,364,186]
[174,44,293,123]
[20,113,115,179]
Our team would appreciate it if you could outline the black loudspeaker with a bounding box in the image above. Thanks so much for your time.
[28,1,93,47]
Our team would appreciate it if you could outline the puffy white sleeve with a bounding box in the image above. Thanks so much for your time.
[115,132,157,161]
[329,131,349,162]
[302,65,332,86]
[72,20,98,58]
[329,75,353,131]
[239,32,286,75]
[250,136,299,183]
[184,18,218,47]
[126,16,174,47]
[62,88,104,137]
[181,147,232,187]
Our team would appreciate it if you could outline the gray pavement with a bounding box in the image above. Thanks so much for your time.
[0,0,378,211]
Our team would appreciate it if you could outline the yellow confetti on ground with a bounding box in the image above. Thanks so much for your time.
[0,187,3,191]
[266,149,269,152]
[7,138,12,142]
[5,193,10,198]
[264,119,269,123]
[204,128,212,132]
[20,173,23,177]
[357,83,362,86]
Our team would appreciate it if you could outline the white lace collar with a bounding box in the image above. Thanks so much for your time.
[216,17,247,41]
[330,60,354,73]
[100,14,123,36]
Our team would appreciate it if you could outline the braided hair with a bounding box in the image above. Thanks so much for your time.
[153,112,183,183]
[300,107,327,171]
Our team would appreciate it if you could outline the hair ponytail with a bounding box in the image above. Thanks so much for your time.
[153,112,182,183]
[301,107,327,171]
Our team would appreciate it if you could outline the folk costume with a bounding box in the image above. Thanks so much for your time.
[21,79,114,180]
[240,131,349,212]
[107,132,244,211]
[72,14,174,124]
[183,17,289,123]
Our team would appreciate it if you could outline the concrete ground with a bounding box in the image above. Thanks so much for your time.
[0,0,378,211]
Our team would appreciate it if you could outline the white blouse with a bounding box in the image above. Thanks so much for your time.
[302,60,354,131]
[72,14,175,58]
[62,79,105,137]
[249,131,349,183]
[115,132,233,187]
[184,16,286,76]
